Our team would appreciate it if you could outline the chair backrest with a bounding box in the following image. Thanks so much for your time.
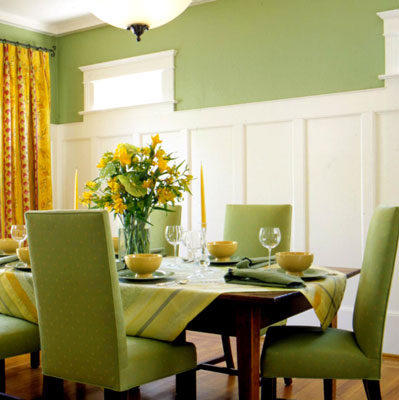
[149,205,182,256]
[353,206,399,359]
[26,210,127,389]
[223,204,292,257]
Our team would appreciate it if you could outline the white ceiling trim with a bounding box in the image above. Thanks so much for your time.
[0,0,216,37]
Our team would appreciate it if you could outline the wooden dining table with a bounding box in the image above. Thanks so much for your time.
[182,267,360,400]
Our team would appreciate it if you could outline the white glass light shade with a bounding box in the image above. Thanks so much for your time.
[90,0,192,30]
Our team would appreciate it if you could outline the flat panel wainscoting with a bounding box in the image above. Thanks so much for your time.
[50,84,399,354]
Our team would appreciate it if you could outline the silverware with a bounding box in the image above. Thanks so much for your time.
[157,279,188,287]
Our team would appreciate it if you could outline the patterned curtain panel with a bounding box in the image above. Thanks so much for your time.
[0,44,52,238]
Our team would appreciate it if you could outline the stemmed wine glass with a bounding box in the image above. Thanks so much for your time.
[11,225,27,249]
[165,225,183,266]
[259,227,281,267]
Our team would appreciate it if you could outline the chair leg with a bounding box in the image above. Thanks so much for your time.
[261,377,276,400]
[176,369,196,399]
[104,389,129,400]
[363,380,382,400]
[323,379,333,400]
[221,334,235,369]
[283,377,292,386]
[42,375,63,400]
[0,359,5,393]
[30,351,40,369]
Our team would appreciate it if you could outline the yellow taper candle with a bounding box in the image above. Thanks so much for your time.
[74,169,79,210]
[200,164,206,228]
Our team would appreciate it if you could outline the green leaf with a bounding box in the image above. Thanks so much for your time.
[100,163,117,178]
[118,175,147,197]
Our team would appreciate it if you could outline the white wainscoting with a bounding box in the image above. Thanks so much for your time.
[51,84,399,354]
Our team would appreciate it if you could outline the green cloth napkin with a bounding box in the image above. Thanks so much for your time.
[224,268,305,288]
[236,256,276,269]
[0,255,18,265]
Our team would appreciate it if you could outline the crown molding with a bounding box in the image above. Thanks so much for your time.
[0,0,217,37]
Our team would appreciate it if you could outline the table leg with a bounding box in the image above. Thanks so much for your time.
[236,305,261,400]
[331,315,337,400]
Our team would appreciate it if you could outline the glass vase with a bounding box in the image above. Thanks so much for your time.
[122,217,150,255]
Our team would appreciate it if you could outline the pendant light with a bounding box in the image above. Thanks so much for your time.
[90,0,192,42]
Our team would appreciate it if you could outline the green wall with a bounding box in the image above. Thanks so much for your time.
[1,0,398,124]
[0,23,57,123]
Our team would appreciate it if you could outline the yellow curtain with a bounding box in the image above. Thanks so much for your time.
[0,44,52,238]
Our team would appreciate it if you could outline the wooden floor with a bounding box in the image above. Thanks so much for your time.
[3,332,399,399]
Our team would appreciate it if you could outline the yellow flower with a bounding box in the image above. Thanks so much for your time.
[114,144,132,167]
[86,181,97,190]
[105,202,113,212]
[166,177,174,185]
[108,179,120,193]
[111,194,127,214]
[155,149,166,159]
[151,134,162,148]
[142,179,153,189]
[80,191,93,205]
[141,147,150,156]
[158,158,168,172]
[97,158,106,169]
[158,188,176,204]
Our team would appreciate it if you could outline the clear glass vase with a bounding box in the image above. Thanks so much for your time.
[120,217,150,255]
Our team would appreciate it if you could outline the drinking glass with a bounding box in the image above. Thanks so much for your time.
[183,230,205,280]
[11,225,27,248]
[165,225,183,266]
[259,227,281,267]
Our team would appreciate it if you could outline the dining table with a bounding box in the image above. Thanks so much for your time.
[0,256,359,400]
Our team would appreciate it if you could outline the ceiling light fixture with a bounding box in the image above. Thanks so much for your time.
[90,0,192,42]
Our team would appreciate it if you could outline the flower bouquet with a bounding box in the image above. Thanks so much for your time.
[81,134,192,254]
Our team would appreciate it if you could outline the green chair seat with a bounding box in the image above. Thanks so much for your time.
[261,326,380,381]
[0,315,40,359]
[120,336,196,391]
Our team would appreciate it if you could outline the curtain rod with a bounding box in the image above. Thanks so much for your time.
[0,38,56,57]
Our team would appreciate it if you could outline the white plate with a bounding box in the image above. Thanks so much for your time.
[118,270,174,281]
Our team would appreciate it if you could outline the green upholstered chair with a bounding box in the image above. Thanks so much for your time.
[149,205,182,256]
[26,210,197,400]
[223,204,292,257]
[202,204,292,379]
[260,205,399,400]
[0,315,40,394]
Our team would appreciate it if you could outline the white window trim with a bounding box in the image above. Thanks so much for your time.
[78,50,176,115]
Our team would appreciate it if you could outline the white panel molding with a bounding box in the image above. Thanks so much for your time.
[54,83,399,353]
[291,119,307,252]
[360,112,378,254]
[231,125,246,204]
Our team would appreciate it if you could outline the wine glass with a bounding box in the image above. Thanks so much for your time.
[11,225,27,249]
[259,227,281,267]
[165,225,183,266]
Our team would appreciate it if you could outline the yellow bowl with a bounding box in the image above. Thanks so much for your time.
[112,237,119,253]
[276,252,314,276]
[16,247,31,267]
[124,254,162,278]
[207,241,238,262]
[0,239,19,255]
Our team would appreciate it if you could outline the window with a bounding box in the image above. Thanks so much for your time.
[79,50,176,114]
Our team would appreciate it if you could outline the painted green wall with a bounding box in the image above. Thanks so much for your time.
[0,23,57,123]
[56,0,398,124]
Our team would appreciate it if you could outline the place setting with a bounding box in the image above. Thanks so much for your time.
[0,225,32,272]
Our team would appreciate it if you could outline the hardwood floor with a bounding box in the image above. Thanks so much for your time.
[3,332,399,400]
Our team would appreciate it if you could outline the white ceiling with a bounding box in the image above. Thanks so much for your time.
[0,0,215,36]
